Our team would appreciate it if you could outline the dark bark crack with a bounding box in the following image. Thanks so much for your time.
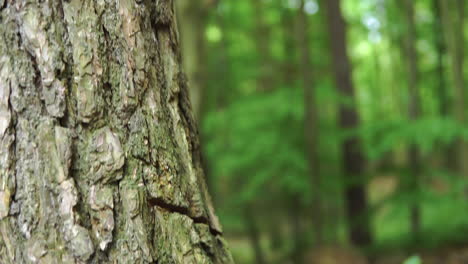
[147,197,221,236]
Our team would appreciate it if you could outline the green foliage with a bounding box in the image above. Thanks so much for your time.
[359,117,467,159]
[203,88,309,204]
[189,0,468,261]
[403,256,422,264]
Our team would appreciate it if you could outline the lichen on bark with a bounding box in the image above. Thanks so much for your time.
[0,0,233,263]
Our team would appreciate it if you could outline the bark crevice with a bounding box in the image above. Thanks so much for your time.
[0,1,233,263]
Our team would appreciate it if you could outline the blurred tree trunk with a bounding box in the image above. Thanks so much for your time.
[243,1,274,262]
[176,0,218,203]
[325,0,372,247]
[244,206,266,264]
[440,0,468,179]
[371,47,384,119]
[252,0,273,92]
[282,7,297,88]
[432,0,459,172]
[433,0,449,117]
[267,204,284,252]
[265,8,298,253]
[402,0,422,239]
[0,1,233,263]
[297,0,324,246]
[235,2,273,263]
[176,0,210,120]
[289,195,305,264]
[212,10,233,109]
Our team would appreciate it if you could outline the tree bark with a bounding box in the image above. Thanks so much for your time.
[0,0,233,263]
[325,0,372,247]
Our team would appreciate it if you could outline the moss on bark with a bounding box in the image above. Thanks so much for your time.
[0,0,233,263]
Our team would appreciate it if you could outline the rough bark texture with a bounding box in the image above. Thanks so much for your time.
[0,0,233,263]
[325,0,372,247]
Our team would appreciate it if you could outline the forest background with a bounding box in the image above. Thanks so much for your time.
[176,0,468,263]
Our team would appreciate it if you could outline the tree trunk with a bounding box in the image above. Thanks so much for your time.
[176,0,218,204]
[176,0,208,120]
[244,206,266,264]
[297,0,323,246]
[325,0,372,247]
[252,0,273,92]
[432,0,457,171]
[400,0,422,240]
[433,0,449,117]
[240,1,272,262]
[289,195,305,264]
[0,1,233,263]
[440,0,468,179]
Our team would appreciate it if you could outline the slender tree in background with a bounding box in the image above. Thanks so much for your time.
[384,1,406,120]
[433,0,449,117]
[176,0,214,120]
[176,0,219,205]
[171,0,468,262]
[325,0,372,247]
[297,0,323,247]
[244,205,266,264]
[401,0,422,239]
[252,0,273,92]
[281,7,297,89]
[0,1,233,263]
[264,6,298,254]
[440,0,468,179]
[240,1,273,262]
[432,0,458,172]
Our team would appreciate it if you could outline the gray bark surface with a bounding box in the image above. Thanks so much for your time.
[0,0,233,263]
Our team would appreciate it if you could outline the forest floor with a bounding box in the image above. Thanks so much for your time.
[228,240,468,264]
[305,245,468,264]
[227,173,468,263]
[302,173,468,264]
